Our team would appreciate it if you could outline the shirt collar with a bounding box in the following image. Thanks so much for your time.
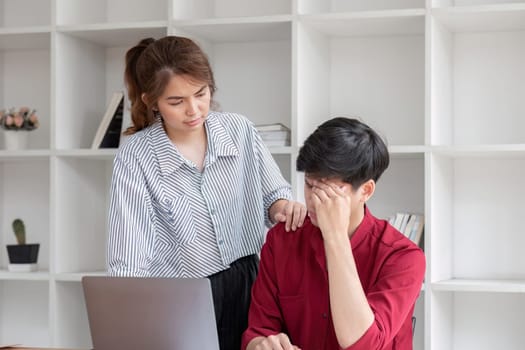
[150,120,183,176]
[152,114,239,176]
[205,113,239,165]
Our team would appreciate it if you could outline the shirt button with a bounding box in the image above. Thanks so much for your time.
[218,239,224,245]
[322,313,328,319]
[210,209,216,215]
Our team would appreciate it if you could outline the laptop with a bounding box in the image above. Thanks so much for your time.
[82,276,220,350]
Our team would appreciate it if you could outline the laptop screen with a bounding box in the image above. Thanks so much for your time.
[82,276,220,350]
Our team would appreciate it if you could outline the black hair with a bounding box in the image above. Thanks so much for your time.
[296,117,389,189]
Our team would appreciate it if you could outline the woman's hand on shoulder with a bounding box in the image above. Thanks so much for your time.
[270,199,307,232]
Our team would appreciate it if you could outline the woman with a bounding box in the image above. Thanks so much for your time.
[107,36,306,350]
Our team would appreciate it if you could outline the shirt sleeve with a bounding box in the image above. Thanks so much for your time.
[344,247,426,350]
[106,155,155,277]
[241,230,284,349]
[252,126,293,227]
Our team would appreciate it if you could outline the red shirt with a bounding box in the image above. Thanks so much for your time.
[242,207,425,350]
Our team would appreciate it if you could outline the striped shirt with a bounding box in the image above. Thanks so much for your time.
[107,111,292,278]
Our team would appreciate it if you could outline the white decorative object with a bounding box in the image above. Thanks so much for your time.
[8,263,38,272]
[0,107,39,150]
[4,131,29,150]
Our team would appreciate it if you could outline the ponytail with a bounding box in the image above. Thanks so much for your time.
[124,38,156,135]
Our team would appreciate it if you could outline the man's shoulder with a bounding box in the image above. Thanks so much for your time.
[372,218,426,265]
[265,218,318,248]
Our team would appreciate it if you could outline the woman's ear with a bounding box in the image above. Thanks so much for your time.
[142,93,158,112]
[360,179,376,203]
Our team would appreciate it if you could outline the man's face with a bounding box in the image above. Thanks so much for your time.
[303,175,350,227]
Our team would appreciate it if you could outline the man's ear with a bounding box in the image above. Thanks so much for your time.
[360,179,376,203]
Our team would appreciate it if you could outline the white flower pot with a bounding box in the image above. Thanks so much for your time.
[3,131,29,150]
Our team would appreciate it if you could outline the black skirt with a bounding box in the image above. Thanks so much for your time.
[208,254,259,350]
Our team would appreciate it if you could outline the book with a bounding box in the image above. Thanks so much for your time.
[392,212,406,231]
[403,214,417,238]
[408,215,425,246]
[118,92,132,147]
[389,212,425,246]
[398,213,411,233]
[91,92,124,149]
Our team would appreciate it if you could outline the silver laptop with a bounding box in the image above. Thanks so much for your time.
[82,276,220,350]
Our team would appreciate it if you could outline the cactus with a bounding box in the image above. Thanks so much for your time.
[12,218,26,245]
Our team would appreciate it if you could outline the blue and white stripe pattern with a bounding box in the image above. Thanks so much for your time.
[107,111,292,278]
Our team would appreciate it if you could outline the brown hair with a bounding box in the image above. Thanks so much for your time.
[123,36,217,134]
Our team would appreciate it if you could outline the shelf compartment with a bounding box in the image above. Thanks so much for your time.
[54,270,106,282]
[172,0,292,20]
[0,0,51,28]
[433,278,525,293]
[53,157,112,273]
[300,9,425,37]
[53,281,91,349]
[56,0,169,26]
[296,17,425,146]
[431,144,525,157]
[368,155,425,220]
[0,269,50,281]
[173,16,292,41]
[0,30,51,50]
[0,150,51,160]
[432,4,525,31]
[0,43,51,151]
[53,32,135,149]
[55,149,118,160]
[429,291,525,350]
[174,21,292,130]
[0,160,50,271]
[298,0,425,14]
[432,0,525,9]
[430,10,525,145]
[429,155,525,281]
[0,280,50,346]
[56,24,168,48]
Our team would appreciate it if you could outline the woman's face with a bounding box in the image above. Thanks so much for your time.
[156,74,211,136]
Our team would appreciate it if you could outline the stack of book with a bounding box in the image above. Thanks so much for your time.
[255,123,290,147]
[388,212,425,247]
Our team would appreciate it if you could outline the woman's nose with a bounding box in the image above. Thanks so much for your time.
[186,98,198,116]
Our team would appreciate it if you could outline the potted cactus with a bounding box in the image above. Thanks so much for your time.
[6,218,40,272]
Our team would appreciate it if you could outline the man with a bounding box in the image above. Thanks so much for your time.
[242,117,425,350]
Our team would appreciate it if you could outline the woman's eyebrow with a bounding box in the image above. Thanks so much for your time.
[166,85,207,100]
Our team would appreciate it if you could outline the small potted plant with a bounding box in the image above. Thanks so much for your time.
[6,218,40,272]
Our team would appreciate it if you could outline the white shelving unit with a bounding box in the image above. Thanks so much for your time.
[0,0,523,348]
